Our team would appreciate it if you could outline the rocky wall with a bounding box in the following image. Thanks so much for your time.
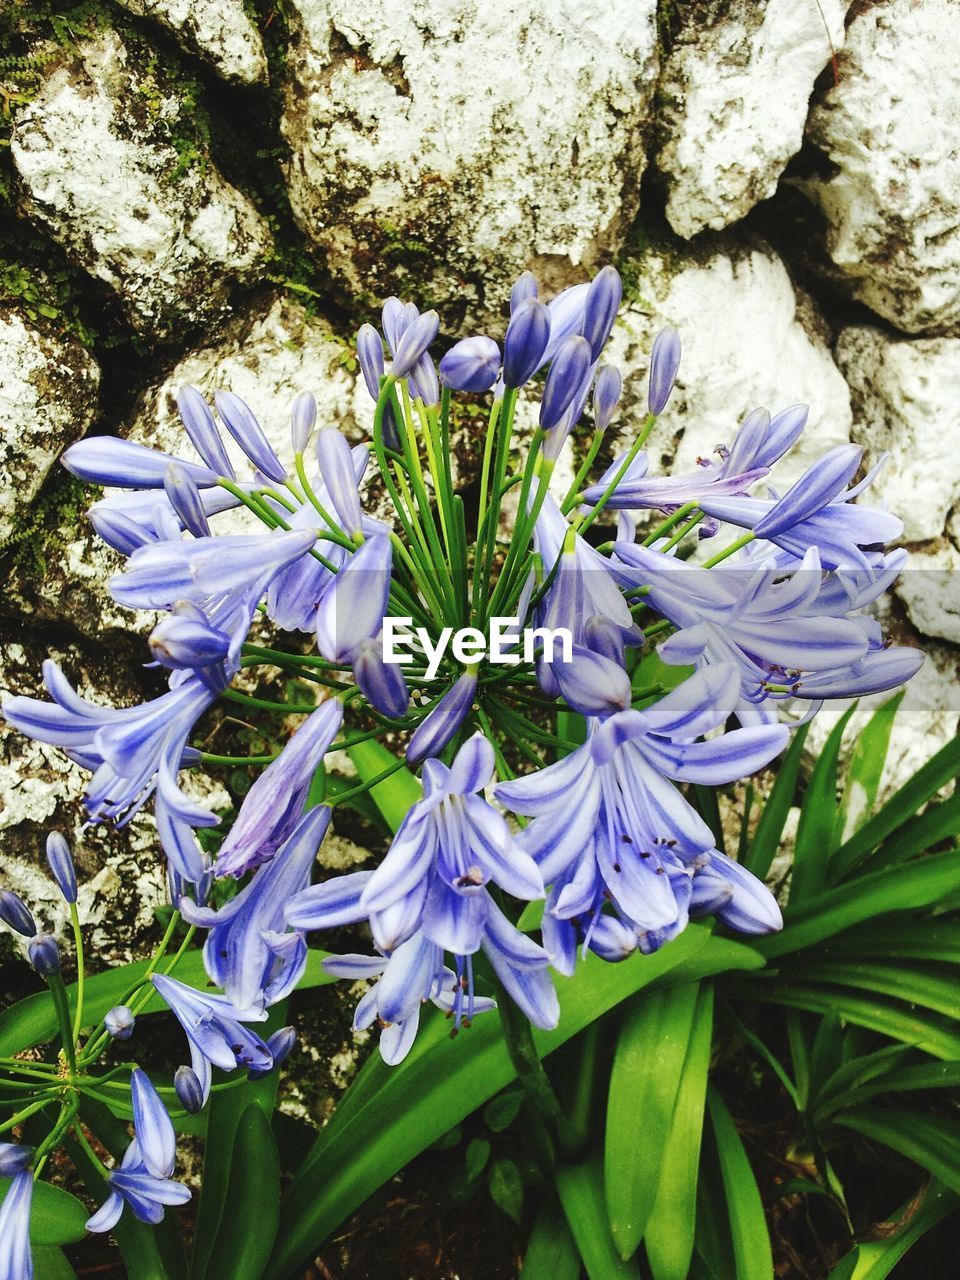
[1,0,958,974]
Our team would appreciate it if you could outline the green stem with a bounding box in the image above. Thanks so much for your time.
[0,1093,59,1134]
[702,531,756,567]
[48,974,77,1075]
[69,903,85,1044]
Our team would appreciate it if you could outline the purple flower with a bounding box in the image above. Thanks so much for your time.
[105,1005,135,1040]
[174,1066,204,1113]
[0,1145,33,1177]
[353,637,410,719]
[86,1135,189,1234]
[130,1069,176,1180]
[315,428,364,538]
[392,311,440,377]
[496,665,787,944]
[62,436,219,490]
[291,391,317,454]
[0,1170,33,1280]
[357,323,385,398]
[593,364,622,432]
[151,973,272,1104]
[315,534,393,664]
[539,336,592,432]
[510,271,539,310]
[580,266,622,361]
[177,386,235,478]
[213,699,342,878]
[502,299,551,389]
[699,447,903,572]
[181,806,332,1010]
[322,934,497,1065]
[214,391,287,483]
[406,671,477,765]
[0,890,36,938]
[28,934,60,977]
[45,832,77,904]
[439,336,501,392]
[360,733,544,954]
[148,608,232,674]
[163,463,210,539]
[541,283,590,367]
[647,327,681,416]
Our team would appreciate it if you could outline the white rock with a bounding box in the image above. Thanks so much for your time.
[10,31,271,341]
[115,0,268,84]
[281,0,659,324]
[658,0,847,239]
[0,309,99,544]
[894,542,960,645]
[802,0,960,334]
[836,326,960,543]
[128,292,364,475]
[603,238,851,490]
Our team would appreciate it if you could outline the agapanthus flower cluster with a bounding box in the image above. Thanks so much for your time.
[3,264,921,1091]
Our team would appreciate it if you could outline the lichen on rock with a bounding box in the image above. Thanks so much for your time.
[114,0,269,85]
[279,0,660,326]
[0,306,100,546]
[9,28,272,342]
[657,0,848,239]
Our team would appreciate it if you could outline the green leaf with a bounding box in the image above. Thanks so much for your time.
[465,1137,491,1181]
[836,1108,960,1193]
[868,789,960,873]
[795,961,960,1019]
[753,850,960,960]
[520,1194,580,1280]
[743,722,809,879]
[556,1158,641,1279]
[605,981,699,1259]
[265,927,761,1279]
[809,920,960,965]
[0,1178,88,1246]
[488,1157,525,1224]
[347,738,421,831]
[828,1179,959,1280]
[190,1009,287,1280]
[645,983,715,1280]
[791,706,857,902]
[830,732,960,882]
[33,1245,78,1279]
[484,1089,524,1133]
[707,1089,773,1280]
[204,1105,281,1280]
[0,950,334,1058]
[837,692,904,843]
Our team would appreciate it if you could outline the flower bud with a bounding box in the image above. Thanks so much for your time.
[357,323,386,399]
[502,298,550,389]
[163,463,210,538]
[408,352,440,406]
[88,505,157,556]
[439,336,501,393]
[647,327,681,416]
[539,336,592,431]
[510,270,539,311]
[0,890,36,938]
[149,614,232,670]
[316,428,363,537]
[131,1067,176,1179]
[354,637,410,719]
[754,444,862,541]
[580,266,622,361]
[316,535,392,664]
[45,832,77,904]
[583,614,625,667]
[0,1143,33,1176]
[174,1065,205,1114]
[406,672,477,765]
[250,1026,297,1079]
[552,643,632,718]
[291,391,317,454]
[214,391,287,484]
[28,934,61,977]
[381,296,409,353]
[177,386,235,479]
[392,311,440,377]
[592,364,622,432]
[104,1005,135,1041]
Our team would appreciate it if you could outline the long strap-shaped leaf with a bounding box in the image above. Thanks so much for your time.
[644,982,715,1280]
[265,931,762,1279]
[827,1179,959,1280]
[519,1193,580,1280]
[743,722,809,879]
[836,1108,960,1194]
[604,982,699,1260]
[556,1157,640,1279]
[707,1088,774,1280]
[791,706,856,902]
[203,1105,281,1280]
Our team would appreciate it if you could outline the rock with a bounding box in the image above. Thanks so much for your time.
[127,292,365,470]
[0,308,99,545]
[894,542,960,646]
[115,0,268,85]
[10,30,271,342]
[603,237,851,488]
[802,0,960,334]
[280,0,659,325]
[836,326,960,543]
[657,0,847,239]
